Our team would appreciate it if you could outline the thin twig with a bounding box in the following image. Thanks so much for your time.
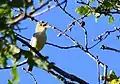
[15,32,31,41]
[57,20,76,37]
[101,45,120,53]
[46,42,79,49]
[52,65,88,84]
[23,68,37,84]
[14,27,27,31]
[82,26,89,49]
[57,15,87,37]
[88,27,120,49]
[96,56,100,84]
[48,70,66,83]
[51,26,84,50]
[0,59,27,70]
[103,65,108,84]
[85,51,105,67]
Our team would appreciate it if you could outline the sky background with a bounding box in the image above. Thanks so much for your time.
[0,0,120,84]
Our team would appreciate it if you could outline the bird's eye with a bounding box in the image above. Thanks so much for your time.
[40,23,42,26]
[43,23,47,26]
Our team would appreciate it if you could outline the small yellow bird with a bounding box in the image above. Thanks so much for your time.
[28,21,51,71]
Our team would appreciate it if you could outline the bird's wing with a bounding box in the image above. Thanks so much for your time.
[30,36,37,48]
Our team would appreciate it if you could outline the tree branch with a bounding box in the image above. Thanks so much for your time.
[46,42,79,49]
[101,45,120,53]
[88,27,120,49]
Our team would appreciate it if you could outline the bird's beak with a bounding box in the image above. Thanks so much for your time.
[45,22,52,28]
[47,24,52,28]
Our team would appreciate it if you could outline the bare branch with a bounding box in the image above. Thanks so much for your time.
[96,56,100,84]
[46,42,79,49]
[57,21,76,37]
[52,65,88,84]
[88,27,120,49]
[63,0,67,9]
[101,45,120,53]
[15,32,31,41]
[103,65,108,84]
[51,26,84,50]
[7,12,26,25]
[85,51,105,68]
[57,16,87,37]
[81,21,89,49]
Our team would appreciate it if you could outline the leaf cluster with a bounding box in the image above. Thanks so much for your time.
[75,0,120,24]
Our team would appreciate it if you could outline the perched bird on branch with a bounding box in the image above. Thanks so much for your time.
[28,21,51,71]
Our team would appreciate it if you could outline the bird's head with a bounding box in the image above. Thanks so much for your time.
[35,21,51,33]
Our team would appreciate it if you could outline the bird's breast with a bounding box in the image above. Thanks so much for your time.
[36,32,47,51]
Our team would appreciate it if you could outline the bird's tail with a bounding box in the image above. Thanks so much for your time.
[27,50,36,71]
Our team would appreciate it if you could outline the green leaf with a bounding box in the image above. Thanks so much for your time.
[75,6,90,15]
[95,13,101,18]
[0,56,7,68]
[109,79,120,84]
[0,39,8,67]
[8,80,13,84]
[109,15,114,24]
[8,0,33,8]
[0,1,8,5]
[90,0,94,3]
[34,57,49,71]
[3,44,21,62]
[0,4,11,17]
[94,13,101,23]
[87,12,92,16]
[40,0,43,3]
[11,65,19,83]
[8,44,20,55]
[8,10,14,19]
[27,52,36,71]
[0,18,8,33]
[109,70,118,80]
[102,0,114,9]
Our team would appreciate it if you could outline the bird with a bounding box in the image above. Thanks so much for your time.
[28,21,51,71]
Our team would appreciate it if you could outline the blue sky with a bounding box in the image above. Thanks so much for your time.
[1,0,120,84]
